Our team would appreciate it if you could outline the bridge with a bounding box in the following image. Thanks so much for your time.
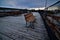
[0,1,60,40]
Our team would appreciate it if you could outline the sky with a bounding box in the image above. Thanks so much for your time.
[0,0,59,9]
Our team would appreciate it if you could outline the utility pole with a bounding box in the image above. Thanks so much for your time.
[45,0,47,9]
[44,0,47,19]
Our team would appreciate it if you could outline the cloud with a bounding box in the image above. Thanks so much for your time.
[0,0,45,8]
[6,0,29,8]
[0,0,29,8]
[6,0,17,6]
[0,0,59,8]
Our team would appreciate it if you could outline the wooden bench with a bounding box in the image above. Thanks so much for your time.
[24,13,36,29]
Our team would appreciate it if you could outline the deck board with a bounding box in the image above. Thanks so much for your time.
[0,12,50,40]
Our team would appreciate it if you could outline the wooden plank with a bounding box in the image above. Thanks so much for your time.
[24,13,35,22]
[42,13,60,40]
[46,18,56,31]
[47,14,60,21]
[24,13,33,18]
[45,17,60,40]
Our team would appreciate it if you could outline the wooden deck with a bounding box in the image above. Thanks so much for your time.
[0,12,50,40]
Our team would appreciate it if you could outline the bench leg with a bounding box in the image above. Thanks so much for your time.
[30,22,35,29]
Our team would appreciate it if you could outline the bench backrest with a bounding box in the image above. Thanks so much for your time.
[24,13,35,22]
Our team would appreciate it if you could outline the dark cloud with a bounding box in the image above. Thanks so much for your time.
[0,0,59,8]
